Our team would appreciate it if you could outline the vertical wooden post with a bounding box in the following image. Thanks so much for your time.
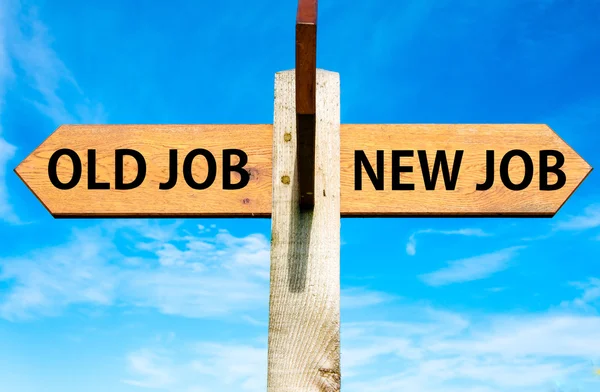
[296,0,318,209]
[268,69,341,391]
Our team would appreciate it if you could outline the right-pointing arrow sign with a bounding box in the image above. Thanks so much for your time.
[341,124,592,217]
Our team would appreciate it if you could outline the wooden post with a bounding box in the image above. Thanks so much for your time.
[268,69,341,391]
[295,0,318,209]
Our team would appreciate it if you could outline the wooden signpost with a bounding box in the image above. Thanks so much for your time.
[14,0,593,391]
[15,123,592,218]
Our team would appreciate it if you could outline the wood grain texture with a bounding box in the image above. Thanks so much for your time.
[15,124,591,217]
[340,124,592,216]
[297,114,316,209]
[14,124,272,217]
[296,0,317,115]
[296,0,318,208]
[267,69,341,391]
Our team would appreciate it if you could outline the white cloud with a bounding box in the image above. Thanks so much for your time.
[121,304,600,392]
[406,228,490,256]
[190,342,267,391]
[520,203,600,242]
[0,226,121,320]
[561,278,600,312]
[0,0,105,224]
[13,220,597,391]
[1,219,393,322]
[341,287,395,309]
[0,1,18,224]
[555,204,600,231]
[0,137,17,223]
[123,349,174,389]
[341,309,600,392]
[122,341,267,391]
[9,2,105,125]
[0,1,13,91]
[419,246,524,287]
[0,221,270,321]
[430,314,600,359]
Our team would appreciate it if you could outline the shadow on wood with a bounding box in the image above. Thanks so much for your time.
[287,209,313,293]
[297,114,317,209]
[268,69,341,391]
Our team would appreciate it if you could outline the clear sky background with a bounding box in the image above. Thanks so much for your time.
[1,0,599,391]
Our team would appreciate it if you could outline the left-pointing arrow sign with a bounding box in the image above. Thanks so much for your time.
[14,124,274,218]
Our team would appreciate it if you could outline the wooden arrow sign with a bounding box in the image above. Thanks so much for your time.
[15,123,591,218]
[342,124,591,217]
[15,124,273,218]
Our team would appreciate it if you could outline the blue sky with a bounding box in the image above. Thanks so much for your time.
[1,0,599,391]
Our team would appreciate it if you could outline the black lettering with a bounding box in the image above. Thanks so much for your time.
[87,149,110,189]
[392,150,414,191]
[115,149,146,190]
[418,150,463,190]
[355,150,384,190]
[183,149,217,190]
[500,150,534,191]
[223,149,250,190]
[159,149,178,190]
[48,149,81,190]
[476,150,495,191]
[540,150,566,191]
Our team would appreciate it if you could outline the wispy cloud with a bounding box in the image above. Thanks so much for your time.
[190,342,267,391]
[406,228,490,256]
[0,226,121,320]
[555,205,600,232]
[0,1,13,98]
[0,0,106,224]
[0,0,17,223]
[0,137,17,223]
[342,310,600,392]
[561,278,600,312]
[9,2,105,125]
[0,221,270,321]
[122,302,600,392]
[123,341,267,391]
[122,349,174,389]
[419,246,524,287]
[341,287,395,309]
[520,203,600,242]
[1,219,394,321]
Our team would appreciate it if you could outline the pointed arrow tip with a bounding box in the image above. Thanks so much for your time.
[13,159,57,219]
[551,160,594,217]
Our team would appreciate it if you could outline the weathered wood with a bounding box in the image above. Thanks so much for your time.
[296,0,318,208]
[14,124,591,217]
[267,69,341,391]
